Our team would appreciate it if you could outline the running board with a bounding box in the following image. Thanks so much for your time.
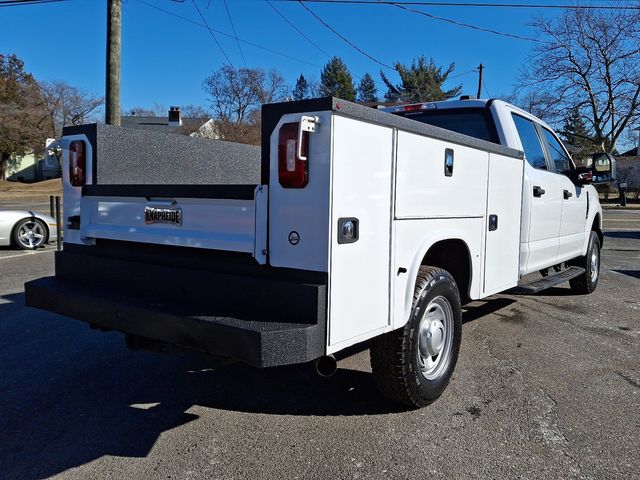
[513,266,585,294]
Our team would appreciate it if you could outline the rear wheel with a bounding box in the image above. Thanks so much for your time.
[12,218,48,250]
[370,266,462,408]
[569,231,600,294]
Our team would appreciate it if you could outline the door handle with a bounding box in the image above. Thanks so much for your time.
[563,189,573,199]
[533,186,546,197]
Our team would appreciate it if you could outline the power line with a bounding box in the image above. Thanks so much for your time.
[264,0,332,58]
[222,0,247,67]
[277,0,640,10]
[265,0,365,81]
[281,0,546,43]
[135,0,322,68]
[190,0,234,66]
[297,0,394,69]
[284,1,637,43]
[0,0,68,6]
[483,82,491,98]
[448,68,475,79]
[375,0,543,42]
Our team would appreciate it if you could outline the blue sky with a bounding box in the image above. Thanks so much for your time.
[0,0,592,111]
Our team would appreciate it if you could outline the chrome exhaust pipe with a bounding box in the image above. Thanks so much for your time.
[314,355,337,377]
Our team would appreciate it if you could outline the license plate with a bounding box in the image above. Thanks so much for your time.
[144,206,183,226]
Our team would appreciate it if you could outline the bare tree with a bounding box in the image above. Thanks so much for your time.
[124,104,209,119]
[504,89,558,124]
[214,110,262,145]
[621,127,640,154]
[36,81,103,138]
[203,65,287,125]
[124,107,156,117]
[517,5,640,153]
[202,65,287,144]
[124,103,170,117]
[307,77,322,98]
[181,104,210,118]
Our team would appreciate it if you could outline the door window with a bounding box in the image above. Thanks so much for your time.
[541,128,572,174]
[511,114,547,170]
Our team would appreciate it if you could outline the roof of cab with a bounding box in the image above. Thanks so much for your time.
[380,98,492,113]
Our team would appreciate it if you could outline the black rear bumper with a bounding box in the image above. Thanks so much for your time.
[25,244,327,368]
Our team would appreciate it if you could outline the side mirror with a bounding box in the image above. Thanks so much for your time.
[574,166,593,185]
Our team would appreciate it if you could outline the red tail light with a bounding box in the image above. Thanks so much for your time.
[278,122,308,188]
[69,140,86,187]
[403,103,423,112]
[391,103,437,113]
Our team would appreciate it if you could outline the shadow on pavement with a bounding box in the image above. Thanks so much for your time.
[0,292,404,480]
[462,297,516,324]
[604,231,640,240]
[613,269,640,280]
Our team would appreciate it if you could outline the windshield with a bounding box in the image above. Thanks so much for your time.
[395,108,500,144]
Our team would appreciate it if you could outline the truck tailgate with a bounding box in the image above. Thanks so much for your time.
[78,185,267,260]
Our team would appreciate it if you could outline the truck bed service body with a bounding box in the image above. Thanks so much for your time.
[26,97,613,407]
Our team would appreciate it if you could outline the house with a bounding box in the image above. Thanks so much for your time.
[615,130,640,195]
[121,106,218,139]
[5,139,60,182]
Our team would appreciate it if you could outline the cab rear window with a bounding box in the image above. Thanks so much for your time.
[395,108,500,144]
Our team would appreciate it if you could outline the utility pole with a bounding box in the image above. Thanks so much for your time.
[476,63,484,99]
[106,0,121,126]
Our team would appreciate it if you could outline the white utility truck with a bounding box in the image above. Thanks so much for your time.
[26,97,613,407]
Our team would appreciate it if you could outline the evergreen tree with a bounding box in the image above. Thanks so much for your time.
[292,74,309,101]
[357,73,378,103]
[381,56,462,103]
[561,107,593,155]
[320,56,356,101]
[0,54,43,180]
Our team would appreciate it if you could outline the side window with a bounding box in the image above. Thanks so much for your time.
[541,128,572,174]
[511,114,547,170]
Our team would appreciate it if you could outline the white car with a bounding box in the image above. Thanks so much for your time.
[0,210,58,250]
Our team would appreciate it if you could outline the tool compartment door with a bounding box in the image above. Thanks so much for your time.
[483,152,524,295]
[328,116,393,351]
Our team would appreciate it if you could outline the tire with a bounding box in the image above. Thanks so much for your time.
[370,266,462,408]
[569,231,601,294]
[12,218,48,250]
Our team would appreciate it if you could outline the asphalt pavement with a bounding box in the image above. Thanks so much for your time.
[0,210,638,480]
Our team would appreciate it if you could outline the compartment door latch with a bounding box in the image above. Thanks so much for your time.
[298,116,320,161]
